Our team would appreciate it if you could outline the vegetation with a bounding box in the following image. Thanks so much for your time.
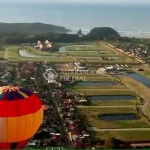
[78,107,150,129]
[90,130,150,141]
[91,100,137,106]
[121,76,150,116]
[0,22,70,34]
[87,27,120,40]
[1,26,121,44]
[75,89,134,95]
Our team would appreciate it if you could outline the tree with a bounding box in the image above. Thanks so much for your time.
[87,27,120,40]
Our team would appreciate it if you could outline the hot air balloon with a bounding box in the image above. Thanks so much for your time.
[0,86,43,149]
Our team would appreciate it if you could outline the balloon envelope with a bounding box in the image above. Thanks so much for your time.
[0,86,43,149]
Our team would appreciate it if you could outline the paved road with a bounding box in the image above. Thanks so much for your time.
[87,127,150,131]
[4,48,8,59]
[76,105,136,108]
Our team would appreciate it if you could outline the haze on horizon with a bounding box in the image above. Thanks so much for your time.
[0,0,150,33]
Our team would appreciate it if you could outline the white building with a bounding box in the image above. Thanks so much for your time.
[44,40,52,48]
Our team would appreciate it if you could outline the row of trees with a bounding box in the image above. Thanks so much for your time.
[0,27,121,44]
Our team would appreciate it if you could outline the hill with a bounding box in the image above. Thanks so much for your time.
[0,22,70,34]
[87,27,121,39]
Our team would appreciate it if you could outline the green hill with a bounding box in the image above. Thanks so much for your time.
[87,27,121,39]
[0,22,70,34]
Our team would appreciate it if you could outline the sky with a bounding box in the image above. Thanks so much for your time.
[1,0,150,5]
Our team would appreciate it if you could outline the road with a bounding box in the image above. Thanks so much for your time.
[87,127,150,131]
[39,63,72,147]
[4,48,8,59]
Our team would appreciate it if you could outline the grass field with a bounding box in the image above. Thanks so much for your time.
[5,46,77,62]
[0,51,4,58]
[66,83,128,90]
[82,59,137,64]
[78,107,150,129]
[62,75,115,82]
[75,89,134,95]
[3,42,138,64]
[89,130,150,141]
[4,42,150,143]
[63,51,100,57]
[130,64,150,79]
[91,100,137,106]
[60,73,113,78]
[63,75,128,89]
[65,44,111,51]
[121,76,150,116]
[64,45,136,63]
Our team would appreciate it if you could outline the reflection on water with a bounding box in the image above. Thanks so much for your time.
[19,50,66,58]
[87,95,136,101]
[127,73,150,88]
[99,113,140,120]
[77,81,117,86]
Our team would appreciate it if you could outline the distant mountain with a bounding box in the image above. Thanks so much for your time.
[87,27,120,39]
[0,22,70,34]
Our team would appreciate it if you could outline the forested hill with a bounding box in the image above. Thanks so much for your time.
[1,26,121,44]
[0,22,70,34]
[87,27,121,39]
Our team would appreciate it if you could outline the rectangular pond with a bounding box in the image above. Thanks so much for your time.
[77,81,118,86]
[127,73,150,88]
[99,113,141,120]
[87,95,136,101]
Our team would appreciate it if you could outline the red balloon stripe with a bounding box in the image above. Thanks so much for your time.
[0,94,42,117]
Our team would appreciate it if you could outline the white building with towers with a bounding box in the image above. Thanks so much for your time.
[44,40,52,49]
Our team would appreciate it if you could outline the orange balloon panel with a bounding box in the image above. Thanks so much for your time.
[0,107,43,143]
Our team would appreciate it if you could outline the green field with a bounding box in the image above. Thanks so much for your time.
[67,71,150,142]
[66,83,128,90]
[63,51,100,57]
[3,42,150,143]
[89,130,150,141]
[0,51,4,58]
[81,58,137,64]
[75,89,134,95]
[66,43,114,51]
[78,107,150,129]
[2,42,137,64]
[91,100,137,106]
[5,46,77,62]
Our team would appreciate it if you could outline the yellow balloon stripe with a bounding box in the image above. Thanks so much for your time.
[0,107,43,143]
[17,91,29,98]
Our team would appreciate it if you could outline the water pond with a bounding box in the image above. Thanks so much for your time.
[77,81,118,86]
[87,95,136,101]
[127,73,150,88]
[99,113,140,120]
